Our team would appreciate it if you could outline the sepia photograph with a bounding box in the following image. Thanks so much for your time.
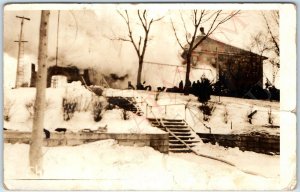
[2,3,296,190]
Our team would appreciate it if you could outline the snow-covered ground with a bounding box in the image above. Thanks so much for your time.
[3,84,163,134]
[4,140,279,190]
[105,88,280,135]
[3,85,281,190]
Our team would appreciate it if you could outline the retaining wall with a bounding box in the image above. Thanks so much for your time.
[197,133,279,155]
[4,131,169,154]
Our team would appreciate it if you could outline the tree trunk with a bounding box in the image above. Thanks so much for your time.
[136,60,143,89]
[184,55,191,95]
[29,10,50,175]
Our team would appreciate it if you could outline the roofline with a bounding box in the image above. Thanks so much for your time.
[189,36,268,60]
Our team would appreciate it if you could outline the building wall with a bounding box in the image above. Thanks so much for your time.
[192,38,264,96]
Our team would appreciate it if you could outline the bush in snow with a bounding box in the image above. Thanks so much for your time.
[25,99,35,119]
[92,100,103,122]
[62,97,77,121]
[4,98,14,121]
[76,94,92,112]
[122,109,130,120]
[268,106,273,125]
[223,105,229,124]
[92,96,108,122]
[199,102,215,121]
[155,91,160,101]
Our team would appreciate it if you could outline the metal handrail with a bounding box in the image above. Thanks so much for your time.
[186,105,212,133]
[107,93,266,177]
[148,107,236,166]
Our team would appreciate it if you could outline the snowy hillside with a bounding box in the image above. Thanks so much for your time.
[3,84,163,134]
[105,89,280,135]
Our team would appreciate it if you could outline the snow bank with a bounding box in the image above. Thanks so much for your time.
[4,141,279,190]
[191,142,279,178]
[3,85,162,133]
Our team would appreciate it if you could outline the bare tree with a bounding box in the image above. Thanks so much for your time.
[170,10,240,94]
[117,10,163,89]
[262,11,279,84]
[262,10,279,59]
[249,11,279,85]
[29,10,50,175]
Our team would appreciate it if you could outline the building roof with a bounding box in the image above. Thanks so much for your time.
[183,35,268,60]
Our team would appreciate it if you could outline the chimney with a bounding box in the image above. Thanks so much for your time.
[200,27,205,35]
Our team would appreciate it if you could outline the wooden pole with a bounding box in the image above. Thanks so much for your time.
[15,16,30,88]
[29,10,50,175]
[55,10,60,66]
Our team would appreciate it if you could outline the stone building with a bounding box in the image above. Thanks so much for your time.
[182,36,267,96]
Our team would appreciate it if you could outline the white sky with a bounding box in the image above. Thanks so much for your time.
[3,4,279,88]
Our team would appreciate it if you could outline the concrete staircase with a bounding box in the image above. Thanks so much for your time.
[148,118,200,153]
[107,97,143,116]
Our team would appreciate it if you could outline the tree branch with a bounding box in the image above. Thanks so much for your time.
[262,12,280,56]
[170,18,185,50]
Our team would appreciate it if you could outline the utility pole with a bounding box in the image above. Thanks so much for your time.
[55,10,60,66]
[29,10,50,175]
[14,16,30,88]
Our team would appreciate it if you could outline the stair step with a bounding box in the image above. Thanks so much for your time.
[169,136,195,141]
[162,119,184,122]
[147,118,183,122]
[162,122,186,125]
[167,128,190,132]
[170,132,192,136]
[151,124,188,128]
[169,140,199,144]
[169,148,193,153]
[169,144,196,148]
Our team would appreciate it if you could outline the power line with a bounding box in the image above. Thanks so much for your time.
[144,60,212,71]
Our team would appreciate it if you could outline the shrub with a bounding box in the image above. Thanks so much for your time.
[92,100,103,122]
[199,102,215,121]
[268,106,273,125]
[223,105,229,124]
[4,98,14,121]
[193,76,213,104]
[155,92,160,101]
[76,94,92,112]
[62,97,77,121]
[122,109,130,120]
[92,96,107,122]
[25,99,35,119]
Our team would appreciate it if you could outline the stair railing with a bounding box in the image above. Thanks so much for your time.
[108,92,265,177]
[148,107,195,151]
[186,105,212,134]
